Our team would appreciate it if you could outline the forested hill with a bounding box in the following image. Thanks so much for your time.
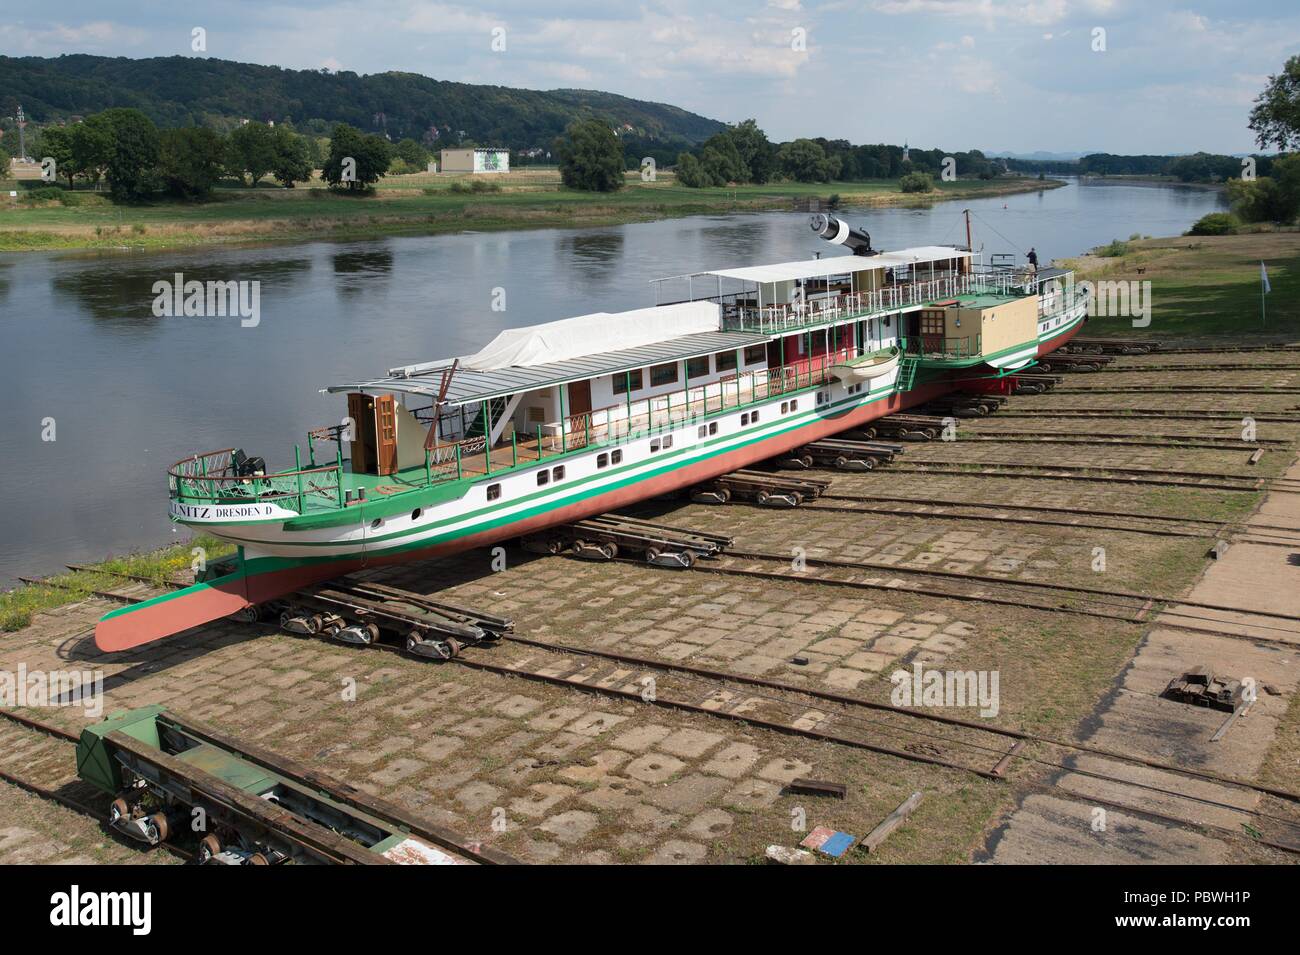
[0,54,726,148]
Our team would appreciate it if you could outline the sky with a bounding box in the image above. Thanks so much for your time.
[2,1,1295,155]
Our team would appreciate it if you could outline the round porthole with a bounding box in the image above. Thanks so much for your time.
[371,518,382,529]
[411,508,422,521]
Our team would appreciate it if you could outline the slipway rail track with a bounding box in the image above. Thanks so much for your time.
[0,709,194,862]
[33,568,1300,855]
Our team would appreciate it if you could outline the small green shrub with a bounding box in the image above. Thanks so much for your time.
[1186,212,1238,236]
[1094,238,1130,257]
[899,171,934,193]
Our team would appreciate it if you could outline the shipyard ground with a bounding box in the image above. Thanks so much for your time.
[3,347,1300,864]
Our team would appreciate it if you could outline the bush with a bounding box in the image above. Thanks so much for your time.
[449,178,502,193]
[1187,212,1238,236]
[20,186,65,202]
[899,171,934,193]
[1094,238,1130,257]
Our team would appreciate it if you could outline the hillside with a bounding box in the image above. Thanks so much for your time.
[0,54,725,148]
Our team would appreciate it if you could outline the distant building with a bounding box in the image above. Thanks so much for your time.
[440,147,510,174]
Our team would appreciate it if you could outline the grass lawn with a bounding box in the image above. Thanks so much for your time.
[1060,229,1300,343]
[0,166,1059,253]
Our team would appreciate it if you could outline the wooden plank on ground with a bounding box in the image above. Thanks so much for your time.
[858,792,923,854]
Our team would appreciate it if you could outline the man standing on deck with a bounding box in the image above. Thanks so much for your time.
[1026,247,1039,276]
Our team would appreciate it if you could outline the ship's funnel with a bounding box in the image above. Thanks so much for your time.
[810,213,877,256]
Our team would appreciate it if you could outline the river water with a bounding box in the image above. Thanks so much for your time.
[0,178,1226,585]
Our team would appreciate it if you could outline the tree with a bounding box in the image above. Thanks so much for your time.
[777,138,833,182]
[674,152,710,188]
[39,126,76,188]
[1249,55,1300,151]
[98,108,161,201]
[70,117,114,187]
[226,121,277,186]
[728,119,775,184]
[269,127,313,187]
[158,126,225,199]
[1227,153,1300,224]
[321,123,392,190]
[394,137,430,169]
[556,118,624,192]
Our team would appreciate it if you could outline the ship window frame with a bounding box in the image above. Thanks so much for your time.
[662,435,673,450]
[790,399,799,412]
[752,410,760,423]
[649,362,679,388]
[487,483,502,500]
[553,466,565,481]
[536,470,550,486]
[650,438,661,453]
[611,449,623,464]
[687,355,710,379]
[743,344,766,365]
[741,413,749,426]
[411,508,422,521]
[613,369,644,395]
[781,401,789,414]
[597,453,609,468]
[715,349,738,372]
[698,425,708,439]
[708,422,718,436]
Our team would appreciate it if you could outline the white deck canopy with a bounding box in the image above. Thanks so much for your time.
[682,247,971,286]
[459,301,720,371]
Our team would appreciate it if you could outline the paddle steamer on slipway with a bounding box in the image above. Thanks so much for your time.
[97,215,1089,651]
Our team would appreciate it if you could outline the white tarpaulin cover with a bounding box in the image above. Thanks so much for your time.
[460,300,721,371]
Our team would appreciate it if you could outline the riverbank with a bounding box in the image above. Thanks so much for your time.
[1060,228,1300,343]
[0,536,232,632]
[0,170,1060,253]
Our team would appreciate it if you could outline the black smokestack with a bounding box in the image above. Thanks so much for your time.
[810,213,877,256]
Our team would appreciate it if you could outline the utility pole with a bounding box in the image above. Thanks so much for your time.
[16,104,27,162]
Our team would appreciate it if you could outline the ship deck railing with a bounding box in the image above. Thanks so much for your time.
[167,349,872,513]
[901,334,983,361]
[718,272,1025,335]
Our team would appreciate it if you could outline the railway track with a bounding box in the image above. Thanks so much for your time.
[800,494,1300,545]
[18,568,1300,855]
[988,409,1300,423]
[421,633,1300,854]
[0,709,194,862]
[854,459,1297,493]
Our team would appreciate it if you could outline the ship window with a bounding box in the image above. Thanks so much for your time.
[527,406,546,423]
[741,413,749,426]
[662,435,673,449]
[698,425,708,438]
[817,391,827,405]
[709,422,718,435]
[487,483,501,500]
[743,345,766,365]
[553,466,565,481]
[371,518,382,529]
[715,350,738,372]
[613,370,644,395]
[687,355,710,379]
[920,314,945,336]
[650,439,661,452]
[411,508,422,521]
[597,453,609,468]
[790,400,799,412]
[752,410,760,423]
[650,362,679,387]
[781,402,789,414]
[883,317,892,328]
[537,470,549,486]
[611,449,623,464]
